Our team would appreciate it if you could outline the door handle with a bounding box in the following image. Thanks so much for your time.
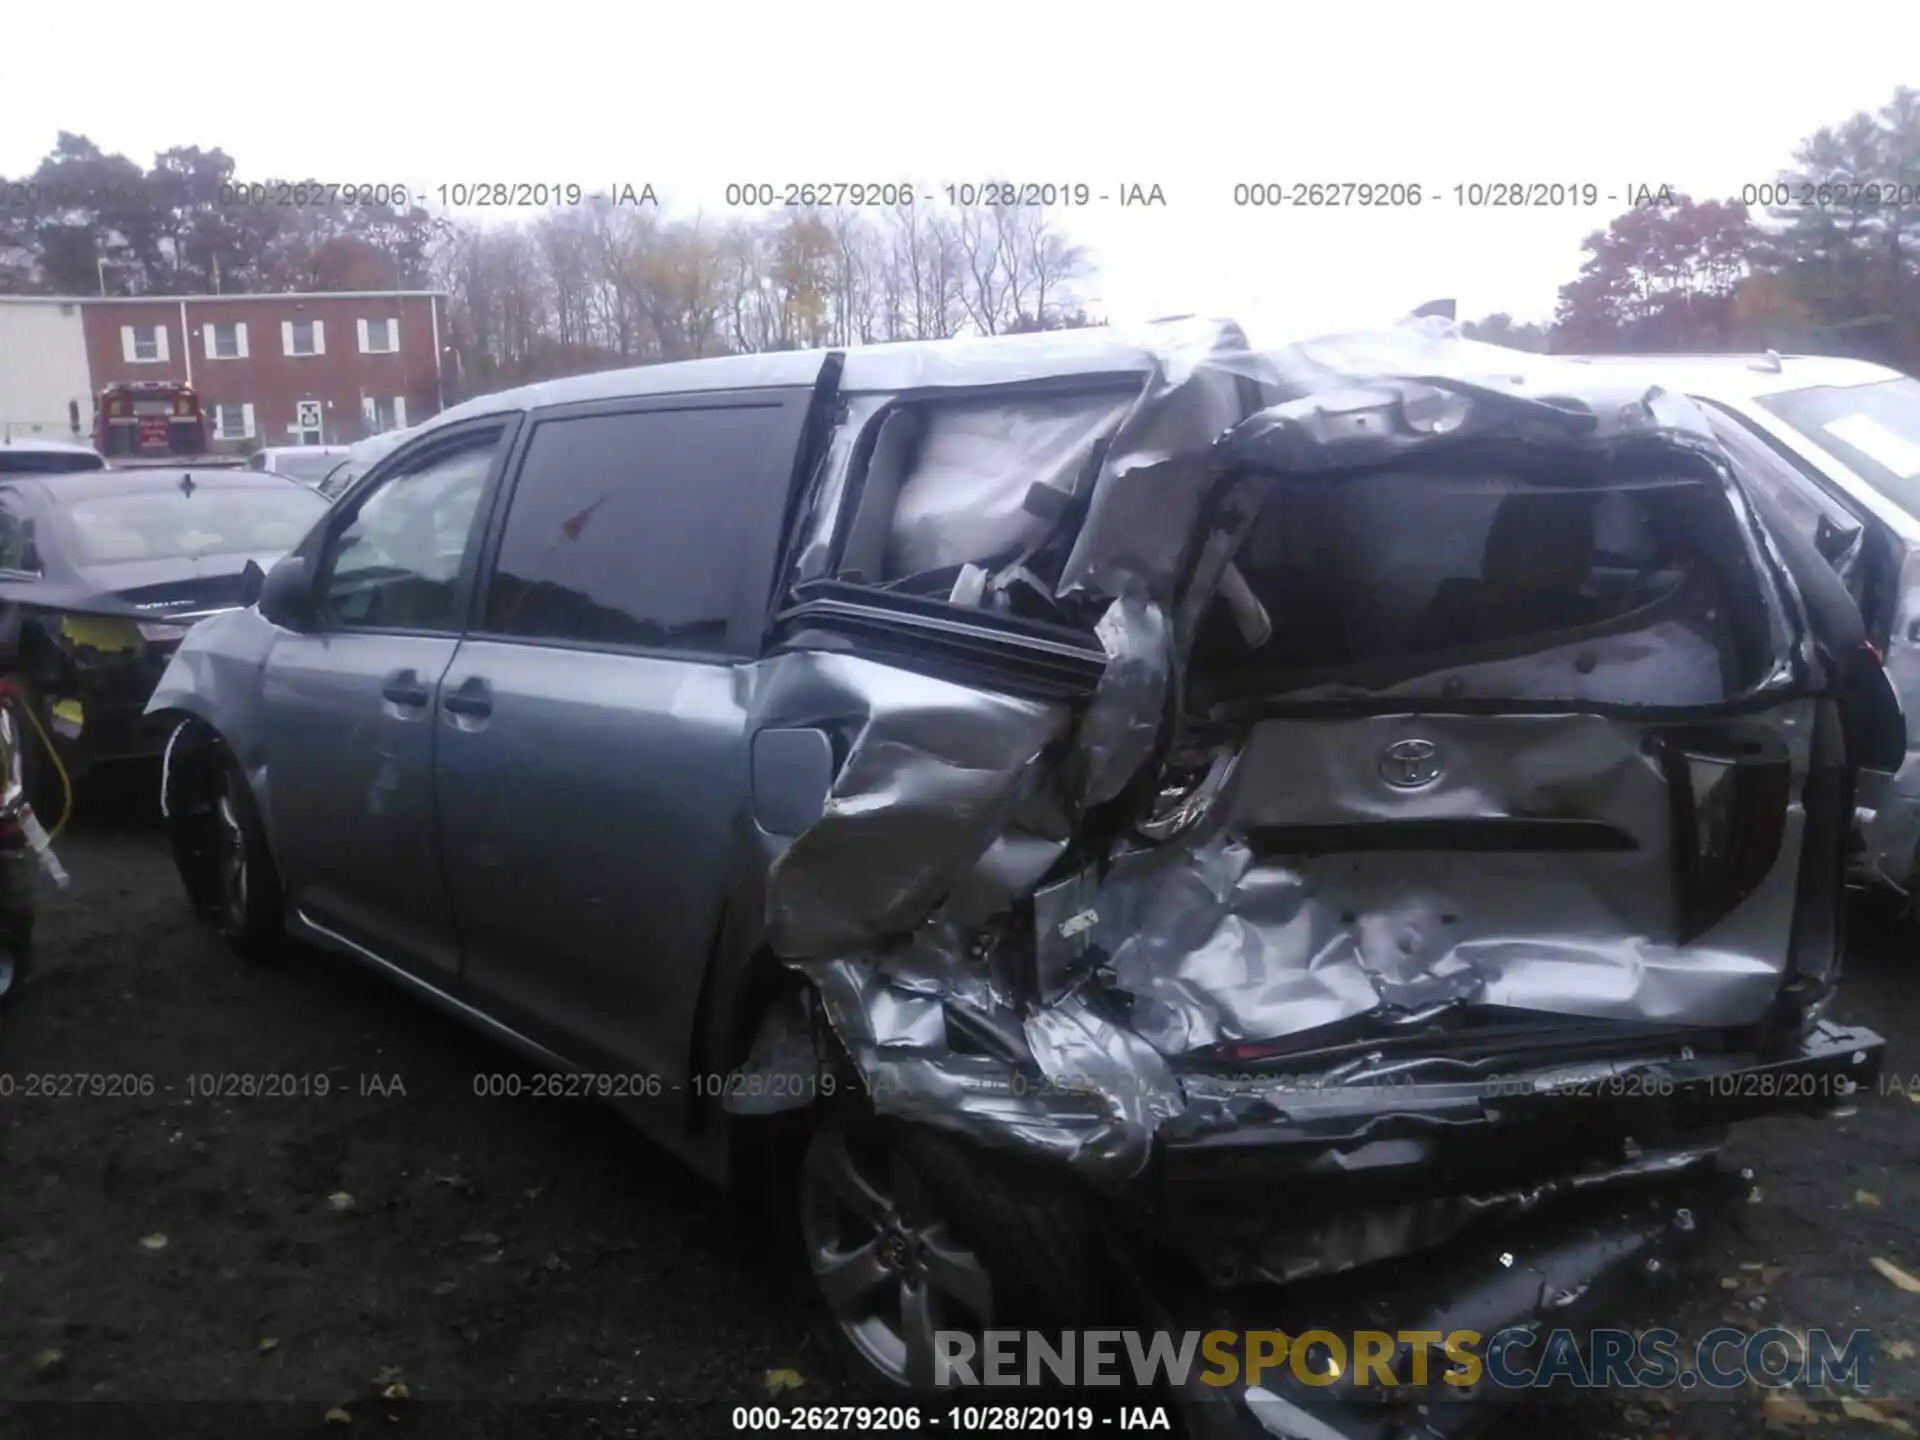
[443,678,493,719]
[380,669,431,707]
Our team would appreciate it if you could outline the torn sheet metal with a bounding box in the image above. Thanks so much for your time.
[796,954,1167,1176]
[1051,323,1266,602]
[1091,720,1809,1055]
[791,948,1183,1177]
[1248,316,1720,443]
[759,314,1839,1181]
[1072,593,1172,807]
[753,651,1074,958]
[1177,1144,1721,1288]
[1051,314,1782,614]
[791,395,887,585]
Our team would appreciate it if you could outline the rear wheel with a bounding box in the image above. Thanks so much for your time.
[796,1114,1099,1390]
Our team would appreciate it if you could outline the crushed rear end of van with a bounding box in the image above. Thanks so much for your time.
[741,318,1886,1434]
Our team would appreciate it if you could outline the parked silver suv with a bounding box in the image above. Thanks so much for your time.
[148,319,1892,1436]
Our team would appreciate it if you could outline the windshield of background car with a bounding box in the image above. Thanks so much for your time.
[60,486,327,564]
[0,449,106,475]
[265,452,340,484]
[1757,377,1920,517]
[318,460,361,499]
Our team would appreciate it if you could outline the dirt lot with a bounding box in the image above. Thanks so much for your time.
[3,782,1920,1439]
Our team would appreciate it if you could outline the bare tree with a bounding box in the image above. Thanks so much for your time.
[431,193,1098,391]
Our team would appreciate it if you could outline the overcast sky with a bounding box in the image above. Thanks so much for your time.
[4,1,1917,342]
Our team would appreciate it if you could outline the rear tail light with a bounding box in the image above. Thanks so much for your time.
[1842,640,1907,773]
[1649,723,1791,943]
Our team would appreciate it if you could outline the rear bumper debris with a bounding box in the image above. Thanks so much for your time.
[1156,1020,1882,1207]
[1162,1166,1738,1440]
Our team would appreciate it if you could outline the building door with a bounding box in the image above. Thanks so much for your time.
[295,399,325,445]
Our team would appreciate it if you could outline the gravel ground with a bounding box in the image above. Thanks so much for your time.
[2,783,1918,1440]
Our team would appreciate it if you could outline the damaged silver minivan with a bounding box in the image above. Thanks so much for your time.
[148,318,1893,1436]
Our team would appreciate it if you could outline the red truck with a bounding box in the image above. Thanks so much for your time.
[92,381,238,467]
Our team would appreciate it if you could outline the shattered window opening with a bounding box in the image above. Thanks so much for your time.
[1189,465,1773,708]
[824,385,1138,604]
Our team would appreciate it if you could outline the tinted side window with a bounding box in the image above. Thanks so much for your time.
[0,493,34,573]
[483,404,785,655]
[317,431,501,632]
[0,451,103,474]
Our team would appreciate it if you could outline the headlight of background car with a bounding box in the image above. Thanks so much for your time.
[135,621,191,643]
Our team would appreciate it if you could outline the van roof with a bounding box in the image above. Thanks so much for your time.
[421,321,1241,436]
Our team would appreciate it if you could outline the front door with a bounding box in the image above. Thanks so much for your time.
[262,420,514,975]
[295,399,325,447]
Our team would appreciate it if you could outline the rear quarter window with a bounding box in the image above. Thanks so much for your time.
[0,450,105,475]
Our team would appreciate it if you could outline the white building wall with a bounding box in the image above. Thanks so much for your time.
[0,299,94,441]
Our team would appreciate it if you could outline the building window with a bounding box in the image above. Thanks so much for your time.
[361,395,410,435]
[359,317,399,354]
[205,321,249,360]
[282,319,326,357]
[211,402,255,441]
[120,324,169,364]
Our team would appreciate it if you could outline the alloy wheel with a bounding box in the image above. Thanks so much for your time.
[798,1123,994,1388]
[215,789,248,926]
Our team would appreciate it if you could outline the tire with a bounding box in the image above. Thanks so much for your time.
[794,1111,1099,1392]
[172,743,283,960]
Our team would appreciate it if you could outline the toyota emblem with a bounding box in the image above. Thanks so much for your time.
[1379,738,1443,789]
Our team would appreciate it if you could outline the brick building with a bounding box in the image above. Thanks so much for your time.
[0,290,447,452]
